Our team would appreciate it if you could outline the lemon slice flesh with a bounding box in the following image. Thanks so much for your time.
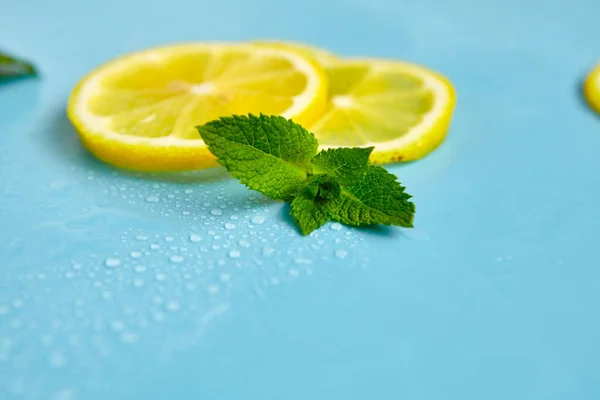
[306,58,456,163]
[68,43,328,171]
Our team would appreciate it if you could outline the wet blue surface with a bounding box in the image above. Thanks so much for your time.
[1,0,600,398]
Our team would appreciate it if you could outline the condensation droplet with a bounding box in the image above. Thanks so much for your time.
[251,215,265,225]
[294,258,312,265]
[164,236,174,242]
[210,209,223,216]
[120,332,139,344]
[110,320,125,332]
[166,300,180,311]
[184,188,194,194]
[189,234,202,243]
[150,244,160,250]
[48,351,68,368]
[104,258,121,268]
[225,223,236,230]
[134,265,146,273]
[238,239,250,248]
[133,278,144,287]
[155,273,167,282]
[335,249,348,260]
[288,269,300,277]
[130,251,142,259]
[145,195,160,203]
[229,250,241,259]
[208,285,220,294]
[220,273,231,282]
[263,247,276,257]
[330,222,343,231]
[135,235,148,241]
[170,255,184,263]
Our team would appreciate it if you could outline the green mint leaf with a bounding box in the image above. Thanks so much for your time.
[304,174,341,201]
[197,114,319,200]
[290,192,330,236]
[326,165,415,227]
[311,147,373,185]
[0,51,38,80]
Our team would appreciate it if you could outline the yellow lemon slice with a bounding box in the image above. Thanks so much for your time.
[307,58,456,163]
[67,43,328,171]
[584,63,600,114]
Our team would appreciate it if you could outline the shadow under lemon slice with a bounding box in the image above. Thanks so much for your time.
[67,42,328,172]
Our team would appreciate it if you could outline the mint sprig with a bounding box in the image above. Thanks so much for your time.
[197,114,415,235]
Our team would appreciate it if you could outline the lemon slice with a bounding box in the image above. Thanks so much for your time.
[67,43,328,171]
[307,58,456,163]
[584,63,600,114]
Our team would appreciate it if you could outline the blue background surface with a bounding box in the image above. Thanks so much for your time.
[1,0,600,398]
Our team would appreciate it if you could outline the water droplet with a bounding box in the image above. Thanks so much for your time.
[230,215,239,220]
[184,188,194,194]
[135,235,148,241]
[229,250,241,259]
[170,255,184,263]
[238,239,250,248]
[133,278,144,287]
[130,251,142,259]
[64,271,75,279]
[0,305,9,315]
[104,258,121,268]
[189,234,202,243]
[164,236,174,242]
[270,278,280,285]
[334,238,341,244]
[120,332,139,344]
[251,215,265,225]
[210,209,223,216]
[48,351,67,368]
[220,273,231,282]
[288,269,300,277]
[155,272,167,282]
[166,300,180,311]
[150,244,160,250]
[330,222,343,231]
[134,265,146,273]
[167,194,175,199]
[294,258,312,265]
[72,263,82,270]
[335,249,348,260]
[263,247,276,257]
[145,195,160,203]
[110,320,125,332]
[225,223,236,230]
[182,211,191,216]
[201,283,218,295]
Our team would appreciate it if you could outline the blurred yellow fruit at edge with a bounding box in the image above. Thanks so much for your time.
[584,63,600,114]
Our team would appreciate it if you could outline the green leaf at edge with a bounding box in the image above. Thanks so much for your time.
[0,51,38,80]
